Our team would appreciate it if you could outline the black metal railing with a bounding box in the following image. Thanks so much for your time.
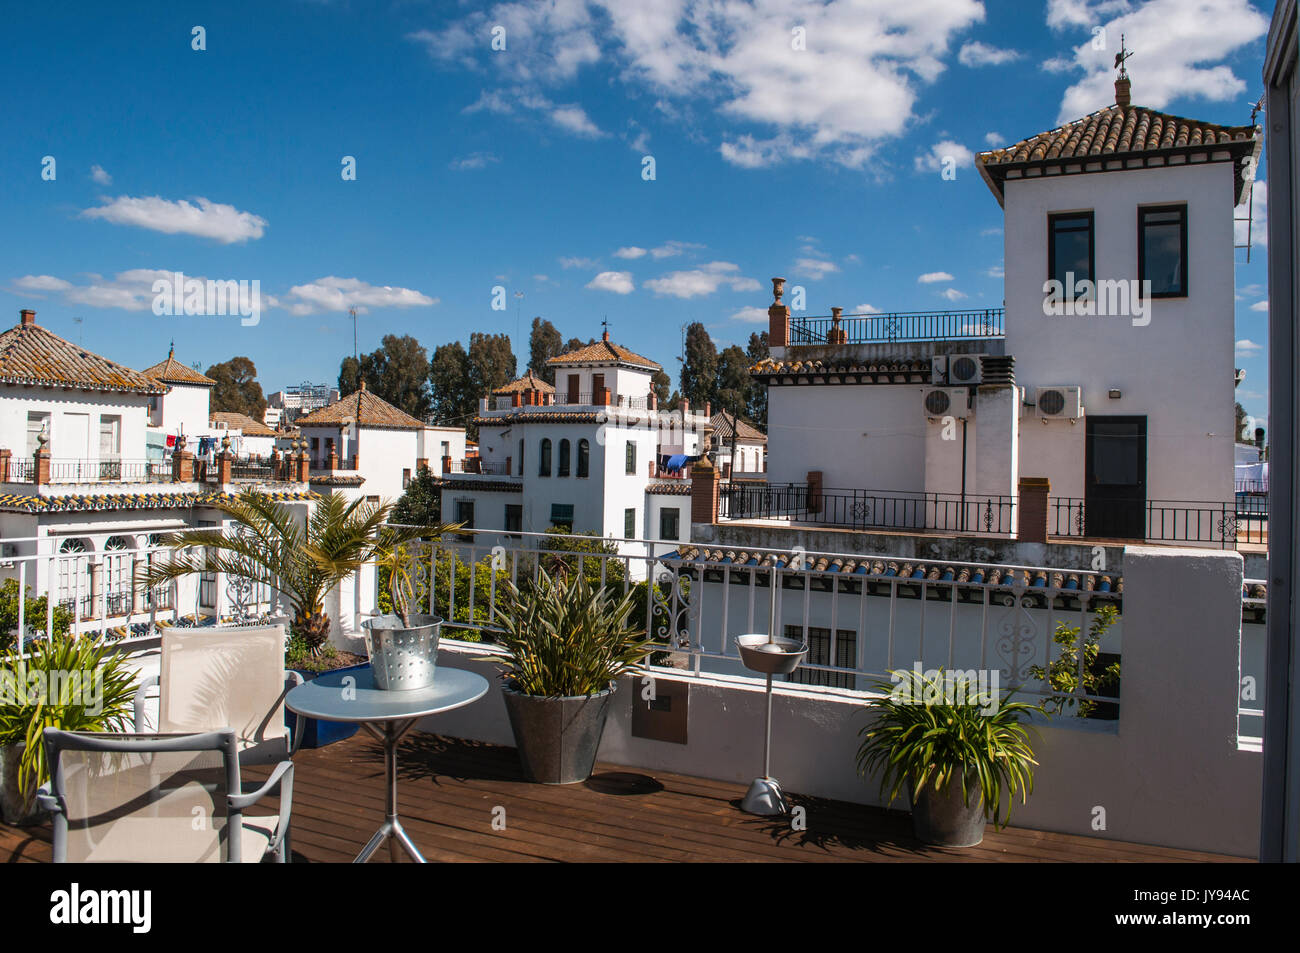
[720,482,1016,535]
[47,458,171,484]
[1050,497,1268,548]
[447,458,511,475]
[230,460,277,481]
[790,308,1005,346]
[3,458,35,482]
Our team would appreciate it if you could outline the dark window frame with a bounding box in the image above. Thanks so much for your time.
[577,439,590,478]
[505,503,522,533]
[539,438,552,477]
[1137,203,1189,299]
[624,507,636,539]
[1047,210,1095,299]
[550,503,574,531]
[625,440,636,475]
[558,438,571,477]
[659,507,680,541]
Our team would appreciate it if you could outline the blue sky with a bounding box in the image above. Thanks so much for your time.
[0,0,1274,426]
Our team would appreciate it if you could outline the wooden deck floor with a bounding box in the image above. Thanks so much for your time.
[0,733,1249,863]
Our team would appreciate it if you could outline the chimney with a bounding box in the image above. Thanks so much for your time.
[768,277,790,348]
[1115,76,1131,108]
[602,329,610,342]
[19,309,35,328]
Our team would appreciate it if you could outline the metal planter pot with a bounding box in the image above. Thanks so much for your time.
[909,776,987,847]
[0,744,43,827]
[363,614,442,691]
[502,683,616,784]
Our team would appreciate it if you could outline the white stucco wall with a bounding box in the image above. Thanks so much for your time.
[0,386,151,467]
[1003,160,1237,504]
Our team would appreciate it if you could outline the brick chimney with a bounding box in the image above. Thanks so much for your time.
[828,306,847,345]
[602,328,610,342]
[768,278,789,348]
[19,309,35,328]
[1115,75,1131,108]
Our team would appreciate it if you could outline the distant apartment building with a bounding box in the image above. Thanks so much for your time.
[267,382,340,423]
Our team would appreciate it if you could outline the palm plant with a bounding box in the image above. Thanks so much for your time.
[142,489,455,654]
[490,573,654,697]
[856,668,1044,829]
[0,635,138,796]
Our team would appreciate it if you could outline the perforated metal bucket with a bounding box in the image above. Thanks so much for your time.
[362,614,442,690]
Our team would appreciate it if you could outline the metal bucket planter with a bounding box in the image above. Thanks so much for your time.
[909,775,986,847]
[502,682,616,784]
[0,744,43,826]
[362,614,442,691]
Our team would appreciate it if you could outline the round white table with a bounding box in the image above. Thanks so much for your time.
[285,665,489,863]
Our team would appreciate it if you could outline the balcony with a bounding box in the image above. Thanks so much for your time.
[790,308,1005,346]
[446,458,512,476]
[0,730,1244,863]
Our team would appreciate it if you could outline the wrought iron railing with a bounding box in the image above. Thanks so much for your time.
[447,458,512,475]
[719,482,1016,536]
[1049,497,1267,548]
[789,308,1005,345]
[46,458,171,484]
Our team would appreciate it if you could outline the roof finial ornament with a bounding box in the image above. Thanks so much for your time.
[1113,34,1133,108]
[601,316,610,342]
[168,339,174,359]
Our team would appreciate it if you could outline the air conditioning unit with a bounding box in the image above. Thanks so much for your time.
[1035,386,1084,419]
[948,354,982,385]
[930,355,948,385]
[922,387,970,419]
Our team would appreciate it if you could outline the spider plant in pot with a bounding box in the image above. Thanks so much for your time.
[362,537,450,691]
[489,572,654,784]
[0,636,137,825]
[856,667,1044,847]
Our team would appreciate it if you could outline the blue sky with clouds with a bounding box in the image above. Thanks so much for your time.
[0,0,1274,425]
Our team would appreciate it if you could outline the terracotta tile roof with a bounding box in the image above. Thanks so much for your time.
[493,369,555,394]
[473,412,604,427]
[141,350,216,387]
[646,482,692,496]
[0,489,312,514]
[751,357,931,383]
[0,319,167,395]
[547,335,661,371]
[308,473,367,487]
[710,413,767,443]
[672,545,1125,597]
[431,477,523,493]
[978,103,1260,204]
[210,411,278,437]
[295,386,424,430]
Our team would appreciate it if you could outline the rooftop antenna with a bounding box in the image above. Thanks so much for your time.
[514,291,524,351]
[349,307,358,363]
[1250,92,1265,126]
[73,316,83,347]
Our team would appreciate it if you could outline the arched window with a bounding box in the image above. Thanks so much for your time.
[104,536,133,616]
[57,538,89,619]
[577,439,590,478]
[539,438,552,477]
[558,439,571,477]
[518,439,524,476]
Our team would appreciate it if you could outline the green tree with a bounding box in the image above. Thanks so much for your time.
[392,465,441,525]
[0,579,72,651]
[1029,603,1121,718]
[680,322,718,410]
[715,344,751,418]
[340,335,431,418]
[746,331,770,427]
[467,332,517,398]
[206,356,267,418]
[529,317,564,385]
[651,369,672,405]
[428,341,474,424]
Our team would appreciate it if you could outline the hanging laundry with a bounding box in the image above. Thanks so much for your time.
[166,434,176,449]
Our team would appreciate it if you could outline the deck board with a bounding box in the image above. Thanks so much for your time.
[0,733,1251,863]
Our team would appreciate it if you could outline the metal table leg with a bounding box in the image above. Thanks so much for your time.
[354,718,425,863]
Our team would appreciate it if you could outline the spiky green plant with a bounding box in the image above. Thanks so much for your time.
[856,668,1045,829]
[489,573,655,697]
[1029,603,1120,717]
[0,636,138,796]
[141,489,456,653]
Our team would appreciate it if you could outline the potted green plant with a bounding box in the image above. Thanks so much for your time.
[856,667,1044,847]
[489,572,654,784]
[0,635,137,825]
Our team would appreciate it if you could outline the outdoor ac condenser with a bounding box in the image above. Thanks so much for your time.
[922,387,970,419]
[1035,386,1084,419]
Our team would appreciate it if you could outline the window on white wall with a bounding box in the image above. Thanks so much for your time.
[99,415,121,457]
[26,412,50,456]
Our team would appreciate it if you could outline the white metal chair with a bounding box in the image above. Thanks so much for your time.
[38,728,293,863]
[133,624,304,765]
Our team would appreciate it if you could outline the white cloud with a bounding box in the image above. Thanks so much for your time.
[1235,338,1263,355]
[793,258,839,280]
[915,140,974,173]
[1046,0,1269,123]
[644,261,760,298]
[614,246,648,259]
[983,132,1005,147]
[424,0,987,169]
[1238,283,1265,298]
[1237,180,1267,250]
[731,306,770,323]
[1250,300,1268,313]
[918,271,955,283]
[1041,55,1077,74]
[650,240,702,259]
[852,303,882,314]
[958,41,1021,67]
[559,256,599,269]
[980,226,1003,237]
[940,288,967,301]
[987,264,1005,279]
[586,271,636,294]
[13,274,73,293]
[463,87,604,138]
[533,274,551,283]
[449,151,500,170]
[282,277,437,315]
[81,195,267,243]
[90,164,112,185]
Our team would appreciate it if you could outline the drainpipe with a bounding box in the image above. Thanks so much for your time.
[959,417,969,532]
